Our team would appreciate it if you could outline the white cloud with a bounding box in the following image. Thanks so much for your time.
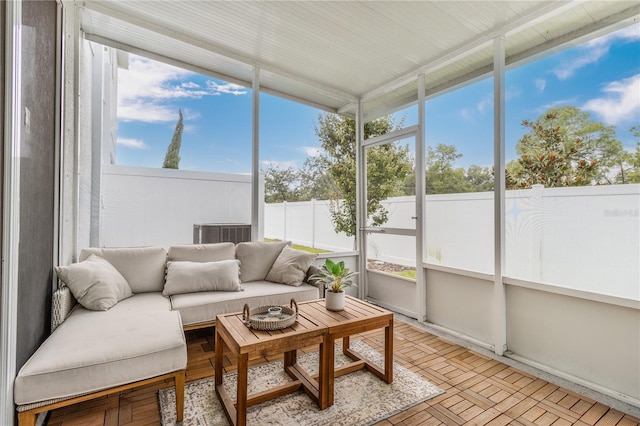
[117,137,148,149]
[535,79,546,94]
[181,82,201,89]
[582,74,640,125]
[552,44,609,80]
[118,55,248,123]
[459,108,474,122]
[301,146,322,157]
[506,87,521,101]
[117,102,178,123]
[118,57,194,101]
[206,81,248,96]
[586,23,640,48]
[477,94,492,113]
[182,124,198,134]
[182,108,201,122]
[551,23,640,80]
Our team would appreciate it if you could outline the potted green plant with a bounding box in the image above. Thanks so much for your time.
[310,259,358,311]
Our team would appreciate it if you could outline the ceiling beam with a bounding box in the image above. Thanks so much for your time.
[507,5,640,68]
[80,1,358,104]
[360,4,639,121]
[360,0,582,103]
[84,32,340,116]
[84,33,253,89]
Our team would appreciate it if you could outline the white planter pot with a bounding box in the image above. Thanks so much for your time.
[325,290,345,311]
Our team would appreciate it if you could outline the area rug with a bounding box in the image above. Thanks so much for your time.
[159,340,444,425]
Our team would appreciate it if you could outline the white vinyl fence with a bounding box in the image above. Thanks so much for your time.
[265,184,640,300]
[100,165,263,248]
[263,199,355,252]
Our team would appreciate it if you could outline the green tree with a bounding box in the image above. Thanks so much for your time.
[616,126,640,184]
[465,165,494,192]
[403,145,493,194]
[297,156,337,201]
[263,164,299,203]
[314,113,412,247]
[629,142,640,183]
[162,110,184,169]
[509,106,624,188]
[425,144,470,194]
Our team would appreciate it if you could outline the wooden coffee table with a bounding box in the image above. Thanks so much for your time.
[214,297,394,425]
[296,296,394,407]
[214,304,330,426]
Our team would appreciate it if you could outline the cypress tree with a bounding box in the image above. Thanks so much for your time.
[162,110,184,169]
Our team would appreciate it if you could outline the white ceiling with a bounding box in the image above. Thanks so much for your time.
[79,1,639,119]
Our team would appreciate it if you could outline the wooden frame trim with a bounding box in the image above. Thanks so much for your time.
[16,370,185,426]
[183,320,216,331]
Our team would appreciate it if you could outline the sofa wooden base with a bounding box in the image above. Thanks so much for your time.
[183,320,216,331]
[17,370,185,426]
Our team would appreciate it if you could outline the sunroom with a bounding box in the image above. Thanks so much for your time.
[1,1,639,425]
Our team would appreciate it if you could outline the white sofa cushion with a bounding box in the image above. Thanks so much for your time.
[168,242,236,262]
[163,260,243,296]
[80,246,167,293]
[14,294,185,405]
[55,254,133,311]
[265,246,318,287]
[170,280,320,327]
[236,241,290,282]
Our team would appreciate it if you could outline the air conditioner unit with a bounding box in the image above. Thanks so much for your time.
[193,223,251,244]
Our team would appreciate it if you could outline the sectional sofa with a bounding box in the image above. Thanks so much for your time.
[14,241,323,426]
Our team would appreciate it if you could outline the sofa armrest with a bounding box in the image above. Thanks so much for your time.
[51,284,76,332]
[304,265,325,299]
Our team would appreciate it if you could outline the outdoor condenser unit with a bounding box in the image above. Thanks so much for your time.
[193,223,252,244]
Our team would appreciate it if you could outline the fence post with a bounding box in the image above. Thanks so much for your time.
[531,184,544,282]
[282,201,287,242]
[311,199,316,248]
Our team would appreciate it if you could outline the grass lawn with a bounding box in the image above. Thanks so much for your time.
[264,238,331,254]
[265,239,415,280]
[393,270,416,280]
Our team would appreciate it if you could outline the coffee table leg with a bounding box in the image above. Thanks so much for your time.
[385,318,394,383]
[327,334,336,407]
[284,349,296,369]
[318,334,330,409]
[236,353,249,426]
[342,336,350,354]
[215,329,223,387]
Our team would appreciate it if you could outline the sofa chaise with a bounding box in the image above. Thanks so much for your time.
[14,240,323,426]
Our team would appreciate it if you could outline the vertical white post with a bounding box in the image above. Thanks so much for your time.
[1,1,22,423]
[493,36,507,356]
[282,200,287,242]
[52,0,63,289]
[311,198,316,248]
[416,74,427,322]
[251,67,260,241]
[355,100,366,299]
[58,1,79,266]
[90,43,103,247]
[72,2,80,259]
[531,184,544,282]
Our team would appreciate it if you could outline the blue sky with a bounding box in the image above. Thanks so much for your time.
[116,23,639,173]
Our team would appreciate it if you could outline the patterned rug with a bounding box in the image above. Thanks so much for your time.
[159,340,444,425]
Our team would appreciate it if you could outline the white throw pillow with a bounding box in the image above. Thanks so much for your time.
[266,246,318,286]
[79,246,167,293]
[168,242,236,262]
[236,241,290,282]
[55,255,133,311]
[162,259,243,296]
